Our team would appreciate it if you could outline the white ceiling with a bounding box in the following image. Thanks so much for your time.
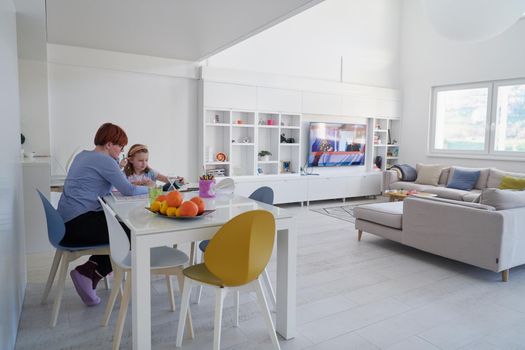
[45,0,324,61]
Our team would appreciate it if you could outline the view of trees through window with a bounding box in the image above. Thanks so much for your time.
[434,87,488,151]
[495,84,525,152]
[431,80,525,156]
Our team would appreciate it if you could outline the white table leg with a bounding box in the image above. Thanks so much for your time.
[276,219,297,339]
[132,234,152,350]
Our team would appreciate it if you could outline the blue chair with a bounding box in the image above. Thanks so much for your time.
[37,190,110,327]
[195,187,277,321]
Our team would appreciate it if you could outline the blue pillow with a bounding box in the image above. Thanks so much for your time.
[447,169,481,191]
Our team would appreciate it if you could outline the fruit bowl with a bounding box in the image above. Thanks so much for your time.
[145,207,215,220]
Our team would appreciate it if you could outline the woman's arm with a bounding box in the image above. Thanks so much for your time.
[156,173,169,183]
[100,158,148,195]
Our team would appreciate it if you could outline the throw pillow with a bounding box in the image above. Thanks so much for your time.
[391,164,417,182]
[415,164,443,186]
[438,167,451,185]
[498,175,525,190]
[479,188,525,210]
[486,169,525,188]
[446,168,481,191]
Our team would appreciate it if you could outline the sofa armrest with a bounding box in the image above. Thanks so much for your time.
[496,208,525,271]
[402,197,504,272]
[382,170,400,191]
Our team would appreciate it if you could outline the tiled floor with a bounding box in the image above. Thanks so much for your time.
[15,197,525,349]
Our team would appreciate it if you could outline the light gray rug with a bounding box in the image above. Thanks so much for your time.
[311,205,356,223]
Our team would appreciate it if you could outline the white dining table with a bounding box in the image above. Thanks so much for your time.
[104,192,297,350]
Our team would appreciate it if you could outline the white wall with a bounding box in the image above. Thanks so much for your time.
[47,45,200,181]
[19,59,50,156]
[400,0,525,172]
[0,0,27,348]
[206,0,401,89]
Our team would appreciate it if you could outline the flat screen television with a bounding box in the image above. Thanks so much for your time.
[307,122,367,167]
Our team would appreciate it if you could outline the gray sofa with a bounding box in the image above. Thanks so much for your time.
[354,195,525,281]
[383,166,525,202]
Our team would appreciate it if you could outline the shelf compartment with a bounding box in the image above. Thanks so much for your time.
[204,124,230,163]
[204,163,230,177]
[232,125,255,144]
[206,110,230,124]
[232,111,255,125]
[258,112,279,127]
[257,162,279,176]
[280,114,301,128]
[231,146,255,176]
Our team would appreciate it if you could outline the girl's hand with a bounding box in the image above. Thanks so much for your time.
[119,157,128,168]
[176,176,186,184]
[144,179,156,187]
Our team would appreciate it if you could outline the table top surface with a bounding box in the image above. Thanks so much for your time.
[385,191,438,198]
[104,192,293,235]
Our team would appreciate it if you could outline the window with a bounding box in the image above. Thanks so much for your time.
[430,79,525,158]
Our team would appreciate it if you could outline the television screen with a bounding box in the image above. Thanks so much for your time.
[308,122,367,167]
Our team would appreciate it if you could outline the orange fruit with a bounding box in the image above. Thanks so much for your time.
[159,200,169,215]
[156,194,167,202]
[177,201,198,217]
[166,191,183,208]
[166,207,178,217]
[150,201,161,213]
[190,196,205,214]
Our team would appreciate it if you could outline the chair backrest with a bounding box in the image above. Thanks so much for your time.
[215,178,235,194]
[249,186,274,205]
[36,189,65,248]
[98,198,130,268]
[204,210,275,286]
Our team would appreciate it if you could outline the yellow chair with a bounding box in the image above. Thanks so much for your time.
[176,210,280,350]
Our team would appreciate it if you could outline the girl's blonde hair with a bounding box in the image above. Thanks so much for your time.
[124,144,151,177]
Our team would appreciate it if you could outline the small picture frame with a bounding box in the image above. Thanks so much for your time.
[281,160,291,173]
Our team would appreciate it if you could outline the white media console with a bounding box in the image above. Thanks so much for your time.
[199,67,399,205]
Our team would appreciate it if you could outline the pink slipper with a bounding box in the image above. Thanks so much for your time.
[70,269,101,306]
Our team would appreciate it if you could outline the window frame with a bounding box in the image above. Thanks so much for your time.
[429,78,525,160]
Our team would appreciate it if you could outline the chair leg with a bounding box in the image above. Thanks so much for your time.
[189,241,197,265]
[176,277,193,347]
[102,267,124,326]
[213,288,226,350]
[194,251,204,304]
[113,273,132,350]
[358,229,363,241]
[253,277,281,350]
[50,251,70,327]
[166,275,176,312]
[262,268,276,311]
[41,249,63,304]
[103,276,110,290]
[234,290,240,327]
[175,271,194,339]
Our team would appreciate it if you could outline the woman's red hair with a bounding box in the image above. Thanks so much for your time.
[94,123,128,146]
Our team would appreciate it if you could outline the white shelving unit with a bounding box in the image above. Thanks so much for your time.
[372,118,400,171]
[202,109,301,177]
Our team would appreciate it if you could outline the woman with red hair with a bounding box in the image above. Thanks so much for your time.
[57,122,148,306]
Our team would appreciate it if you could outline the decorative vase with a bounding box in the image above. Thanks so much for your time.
[259,155,270,162]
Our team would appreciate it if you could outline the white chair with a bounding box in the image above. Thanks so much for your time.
[98,198,194,350]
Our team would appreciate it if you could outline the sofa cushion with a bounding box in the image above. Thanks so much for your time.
[415,164,444,186]
[390,182,432,192]
[498,175,525,190]
[462,190,482,202]
[353,202,403,229]
[425,186,469,201]
[446,168,481,191]
[410,195,496,211]
[447,167,489,190]
[479,188,525,210]
[487,169,525,188]
[438,167,451,185]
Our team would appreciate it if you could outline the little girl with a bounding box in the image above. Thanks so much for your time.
[123,144,183,187]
